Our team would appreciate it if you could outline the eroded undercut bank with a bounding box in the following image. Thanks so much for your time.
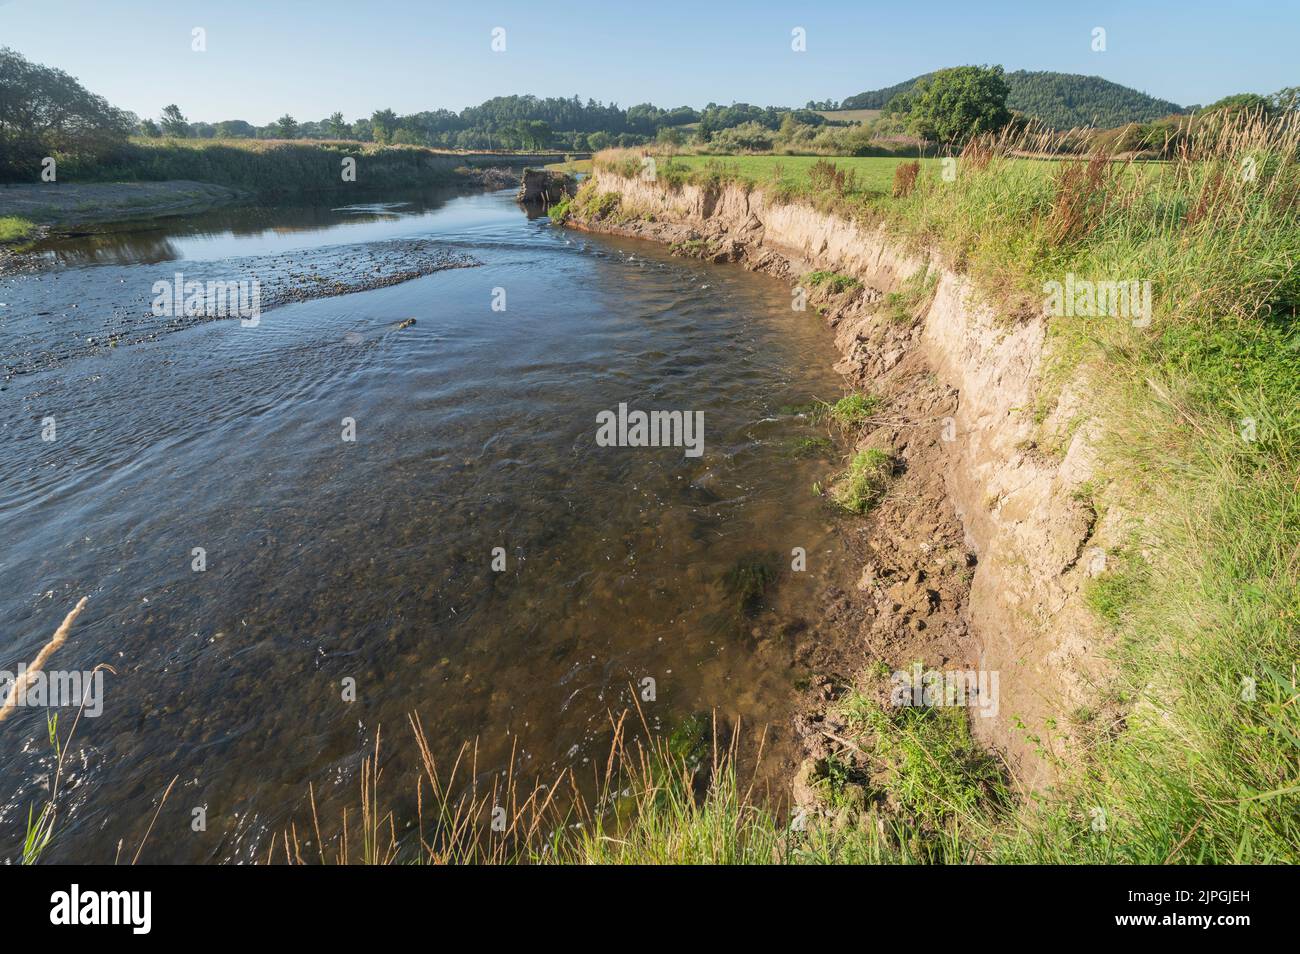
[560,169,1115,800]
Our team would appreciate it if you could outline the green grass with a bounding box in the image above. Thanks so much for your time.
[829,448,894,514]
[804,269,861,294]
[815,392,882,428]
[0,215,36,243]
[669,154,939,198]
[877,115,1300,863]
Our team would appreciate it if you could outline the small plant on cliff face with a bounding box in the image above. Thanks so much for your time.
[829,449,893,514]
[804,270,861,295]
[881,268,937,323]
[815,392,882,429]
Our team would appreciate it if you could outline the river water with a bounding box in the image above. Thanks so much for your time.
[0,187,852,862]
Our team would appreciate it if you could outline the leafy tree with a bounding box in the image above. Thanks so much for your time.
[1204,93,1273,116]
[370,108,398,143]
[275,114,298,139]
[138,118,161,137]
[214,119,255,138]
[656,125,686,146]
[0,46,135,179]
[1272,87,1300,113]
[160,104,189,137]
[326,111,347,137]
[891,65,1010,144]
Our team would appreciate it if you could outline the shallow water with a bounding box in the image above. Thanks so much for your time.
[0,188,851,862]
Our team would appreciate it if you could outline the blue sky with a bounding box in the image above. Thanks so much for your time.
[1,0,1293,124]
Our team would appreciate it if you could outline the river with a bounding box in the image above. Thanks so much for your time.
[0,186,853,862]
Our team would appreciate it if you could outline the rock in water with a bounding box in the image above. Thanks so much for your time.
[516,169,577,206]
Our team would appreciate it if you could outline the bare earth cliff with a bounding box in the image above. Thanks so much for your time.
[566,171,1118,791]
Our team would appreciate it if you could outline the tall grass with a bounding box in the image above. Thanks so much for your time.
[275,701,1009,865]
[877,111,1300,863]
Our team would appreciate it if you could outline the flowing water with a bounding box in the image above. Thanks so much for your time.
[0,187,853,862]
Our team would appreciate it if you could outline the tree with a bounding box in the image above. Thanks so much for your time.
[587,130,611,151]
[656,125,686,147]
[370,108,398,143]
[1204,93,1273,116]
[326,111,347,137]
[275,114,298,139]
[890,65,1010,144]
[138,118,161,137]
[160,104,189,137]
[0,46,136,179]
[1272,87,1300,113]
[214,119,255,138]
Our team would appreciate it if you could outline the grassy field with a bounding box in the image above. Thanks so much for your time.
[544,157,593,174]
[581,114,1300,864]
[668,154,935,196]
[813,108,883,125]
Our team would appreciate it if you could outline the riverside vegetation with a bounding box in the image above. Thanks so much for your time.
[189,108,1296,866]
[529,109,1300,864]
[6,37,1296,864]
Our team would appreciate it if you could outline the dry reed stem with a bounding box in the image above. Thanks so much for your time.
[0,596,89,724]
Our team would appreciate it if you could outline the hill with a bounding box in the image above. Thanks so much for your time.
[843,69,1186,128]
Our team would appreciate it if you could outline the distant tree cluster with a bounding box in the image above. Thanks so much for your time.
[0,46,136,179]
[1202,89,1299,117]
[136,95,713,151]
[131,95,846,152]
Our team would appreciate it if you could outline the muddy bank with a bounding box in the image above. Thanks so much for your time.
[561,171,1111,793]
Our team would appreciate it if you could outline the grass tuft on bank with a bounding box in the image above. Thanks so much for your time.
[0,215,36,244]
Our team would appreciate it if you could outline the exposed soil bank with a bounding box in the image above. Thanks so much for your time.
[563,172,1113,791]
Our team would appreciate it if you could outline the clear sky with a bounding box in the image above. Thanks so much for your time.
[1,0,1293,124]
